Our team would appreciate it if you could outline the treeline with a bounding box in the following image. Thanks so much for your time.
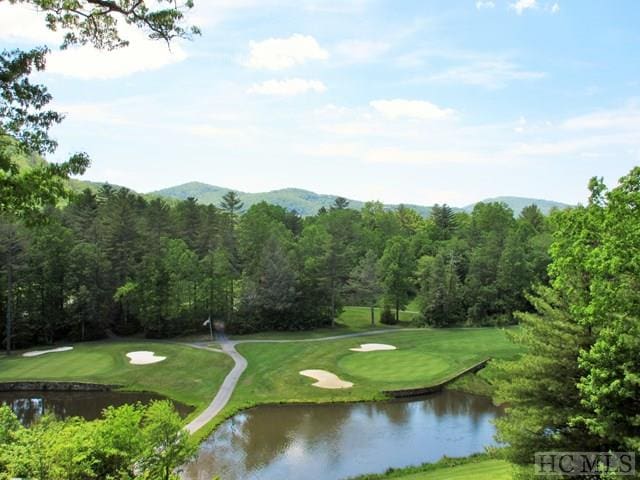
[0,185,554,348]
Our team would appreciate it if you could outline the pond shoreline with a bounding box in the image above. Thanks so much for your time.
[182,389,503,479]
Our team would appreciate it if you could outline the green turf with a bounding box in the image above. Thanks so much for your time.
[227,306,419,341]
[0,341,234,416]
[339,350,451,384]
[228,327,521,409]
[391,460,511,480]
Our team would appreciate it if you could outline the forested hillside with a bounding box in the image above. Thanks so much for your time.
[0,186,553,349]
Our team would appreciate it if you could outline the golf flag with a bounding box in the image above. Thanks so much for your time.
[203,317,211,327]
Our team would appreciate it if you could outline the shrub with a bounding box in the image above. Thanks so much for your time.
[380,305,397,325]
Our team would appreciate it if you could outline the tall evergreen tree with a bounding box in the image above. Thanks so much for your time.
[0,218,26,354]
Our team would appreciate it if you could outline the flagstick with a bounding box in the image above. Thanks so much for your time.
[208,316,214,341]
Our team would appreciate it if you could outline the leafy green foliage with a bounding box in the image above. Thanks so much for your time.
[0,401,194,480]
[379,236,415,322]
[1,0,196,220]
[495,167,640,474]
[7,0,199,50]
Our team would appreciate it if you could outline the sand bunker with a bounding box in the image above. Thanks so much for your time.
[349,343,397,352]
[299,369,354,389]
[126,351,166,365]
[23,346,73,357]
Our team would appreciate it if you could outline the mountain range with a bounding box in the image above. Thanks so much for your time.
[149,181,570,216]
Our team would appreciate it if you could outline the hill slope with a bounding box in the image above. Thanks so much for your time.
[152,182,570,216]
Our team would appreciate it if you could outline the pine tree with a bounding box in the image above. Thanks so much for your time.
[494,287,601,471]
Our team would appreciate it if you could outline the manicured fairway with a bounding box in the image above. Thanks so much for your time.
[0,341,233,414]
[228,327,521,410]
[226,306,419,341]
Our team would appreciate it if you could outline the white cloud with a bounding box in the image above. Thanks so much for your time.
[334,40,390,63]
[0,3,60,43]
[299,142,362,158]
[53,102,132,125]
[514,116,527,133]
[47,38,187,79]
[364,147,504,166]
[247,78,327,96]
[551,3,560,13]
[370,99,455,120]
[510,0,537,14]
[244,34,329,70]
[426,59,545,89]
[475,1,496,10]
[562,106,640,131]
[184,125,247,138]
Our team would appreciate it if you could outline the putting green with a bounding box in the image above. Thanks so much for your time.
[338,350,451,384]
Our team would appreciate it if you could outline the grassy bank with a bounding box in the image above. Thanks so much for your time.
[0,341,233,417]
[348,453,511,479]
[227,327,520,411]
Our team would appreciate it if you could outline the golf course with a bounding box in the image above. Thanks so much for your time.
[0,306,521,479]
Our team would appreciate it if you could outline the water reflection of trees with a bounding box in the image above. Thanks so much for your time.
[224,403,353,472]
[420,390,499,422]
[0,391,191,426]
[184,391,504,480]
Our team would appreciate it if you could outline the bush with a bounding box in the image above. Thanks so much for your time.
[380,305,397,325]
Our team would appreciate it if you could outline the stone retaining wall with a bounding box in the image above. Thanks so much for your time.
[383,358,491,398]
[0,382,120,392]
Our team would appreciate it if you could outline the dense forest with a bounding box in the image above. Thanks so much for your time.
[0,184,554,349]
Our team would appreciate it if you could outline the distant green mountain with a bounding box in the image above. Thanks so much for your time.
[151,182,433,216]
[151,182,570,217]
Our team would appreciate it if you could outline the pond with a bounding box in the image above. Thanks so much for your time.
[181,390,502,480]
[0,390,193,426]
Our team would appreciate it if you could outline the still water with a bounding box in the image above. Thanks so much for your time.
[0,390,193,425]
[182,390,502,480]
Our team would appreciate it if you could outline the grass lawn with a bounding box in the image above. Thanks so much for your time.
[395,460,511,479]
[369,459,511,480]
[349,453,512,480]
[228,327,521,410]
[0,341,234,418]
[226,305,420,341]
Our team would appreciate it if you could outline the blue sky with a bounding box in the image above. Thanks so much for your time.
[1,0,639,206]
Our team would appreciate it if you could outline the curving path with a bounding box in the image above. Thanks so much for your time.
[183,327,422,434]
[184,331,247,434]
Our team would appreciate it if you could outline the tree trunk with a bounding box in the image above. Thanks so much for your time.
[5,260,13,355]
[395,298,400,323]
[370,305,375,326]
[330,285,336,328]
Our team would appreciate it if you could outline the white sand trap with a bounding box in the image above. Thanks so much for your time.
[300,369,353,389]
[23,346,73,357]
[126,351,166,365]
[349,343,397,352]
